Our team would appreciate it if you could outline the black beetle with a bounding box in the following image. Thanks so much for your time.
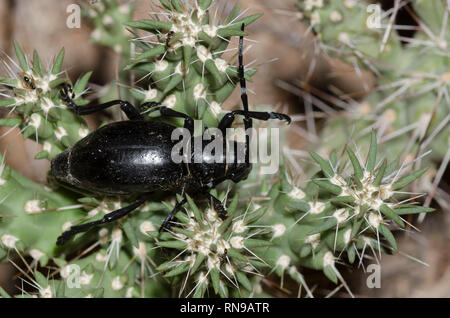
[53,24,291,245]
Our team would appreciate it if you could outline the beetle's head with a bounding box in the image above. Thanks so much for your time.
[51,149,72,184]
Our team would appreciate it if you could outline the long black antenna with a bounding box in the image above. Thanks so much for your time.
[239,23,252,165]
[239,23,252,131]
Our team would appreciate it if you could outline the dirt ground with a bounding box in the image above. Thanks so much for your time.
[0,0,448,297]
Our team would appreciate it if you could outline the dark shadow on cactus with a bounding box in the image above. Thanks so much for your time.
[379,0,418,43]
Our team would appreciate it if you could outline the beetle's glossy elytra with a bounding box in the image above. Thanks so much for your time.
[52,120,184,195]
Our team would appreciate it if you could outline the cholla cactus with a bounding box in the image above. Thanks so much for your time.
[254,131,434,293]
[82,0,135,57]
[295,0,402,62]
[295,0,449,211]
[0,43,92,159]
[155,192,271,298]
[299,132,431,254]
[125,0,260,127]
[0,154,84,265]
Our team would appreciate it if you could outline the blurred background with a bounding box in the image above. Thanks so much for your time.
[0,0,448,297]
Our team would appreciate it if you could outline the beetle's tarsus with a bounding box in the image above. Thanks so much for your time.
[212,199,228,220]
[56,232,70,246]
[217,209,228,220]
[159,197,188,233]
[59,84,143,120]
[203,191,228,220]
[270,112,292,124]
[140,101,161,113]
[159,216,174,233]
[60,83,75,100]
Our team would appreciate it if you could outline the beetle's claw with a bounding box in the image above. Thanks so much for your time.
[56,232,70,246]
[283,114,292,125]
[60,83,75,102]
[268,112,291,124]
[219,213,228,220]
[216,206,228,220]
[271,113,291,125]
[59,87,67,99]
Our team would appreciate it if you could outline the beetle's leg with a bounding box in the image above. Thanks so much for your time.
[160,185,187,232]
[60,84,143,120]
[142,103,194,134]
[181,180,228,220]
[217,110,290,165]
[203,191,228,220]
[159,198,188,232]
[56,196,149,245]
[139,101,161,112]
[219,110,291,130]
